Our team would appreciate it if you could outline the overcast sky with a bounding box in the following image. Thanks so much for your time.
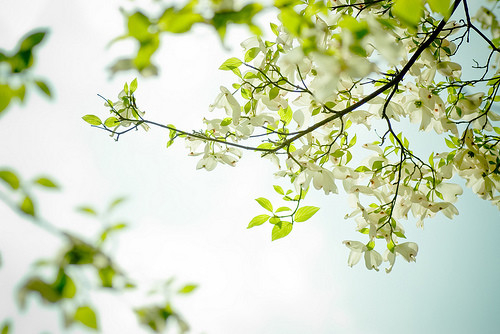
[1,1,499,333]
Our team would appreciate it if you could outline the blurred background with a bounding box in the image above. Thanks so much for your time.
[0,0,499,333]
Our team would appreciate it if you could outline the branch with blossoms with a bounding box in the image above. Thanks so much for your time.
[85,0,500,272]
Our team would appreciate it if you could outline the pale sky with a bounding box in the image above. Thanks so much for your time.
[1,1,499,334]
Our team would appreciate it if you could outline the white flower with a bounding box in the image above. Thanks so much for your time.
[436,182,463,203]
[364,249,383,271]
[196,155,217,171]
[343,240,367,267]
[384,250,396,274]
[436,61,462,79]
[185,138,204,156]
[209,86,241,125]
[278,47,312,83]
[395,242,418,262]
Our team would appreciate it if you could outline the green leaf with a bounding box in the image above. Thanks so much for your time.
[98,266,115,288]
[74,306,98,330]
[269,87,280,100]
[158,4,204,34]
[278,106,292,125]
[77,206,97,216]
[275,206,291,213]
[394,231,406,238]
[1,320,11,334]
[270,22,279,36]
[273,185,284,195]
[110,222,127,231]
[20,196,35,216]
[0,84,13,113]
[104,117,120,127]
[211,3,263,41]
[331,149,344,158]
[427,0,452,18]
[445,138,455,148]
[52,270,77,299]
[127,11,151,41]
[0,170,20,190]
[294,206,319,222]
[34,177,59,189]
[133,36,160,73]
[19,277,61,307]
[220,117,232,126]
[130,78,138,93]
[135,306,171,332]
[279,7,303,36]
[35,80,51,97]
[244,47,260,62]
[257,142,274,150]
[372,160,383,171]
[271,221,293,241]
[108,197,126,212]
[255,197,273,212]
[387,239,395,252]
[82,115,102,126]
[392,0,424,27]
[247,214,270,228]
[19,31,46,51]
[178,284,198,294]
[354,166,370,172]
[219,57,242,71]
[269,216,280,224]
[349,134,357,147]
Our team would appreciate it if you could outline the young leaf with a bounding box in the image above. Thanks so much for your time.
[427,0,452,18]
[269,216,280,224]
[269,87,280,100]
[394,231,406,238]
[387,239,395,252]
[392,0,424,27]
[178,284,198,294]
[247,214,270,228]
[219,57,242,71]
[104,117,120,127]
[108,197,126,212]
[220,117,232,126]
[98,266,115,288]
[275,206,291,213]
[294,206,319,222]
[0,170,20,190]
[354,166,370,172]
[273,185,284,195]
[20,31,46,51]
[34,177,59,189]
[244,47,260,62]
[1,320,11,334]
[278,106,292,125]
[255,197,273,212]
[74,306,98,330]
[20,196,35,216]
[257,143,274,150]
[270,22,279,36]
[82,115,102,126]
[130,78,138,93]
[35,80,52,97]
[77,206,97,216]
[271,221,293,241]
[60,274,77,299]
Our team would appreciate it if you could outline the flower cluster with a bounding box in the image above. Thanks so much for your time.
[98,1,500,272]
[182,1,500,271]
